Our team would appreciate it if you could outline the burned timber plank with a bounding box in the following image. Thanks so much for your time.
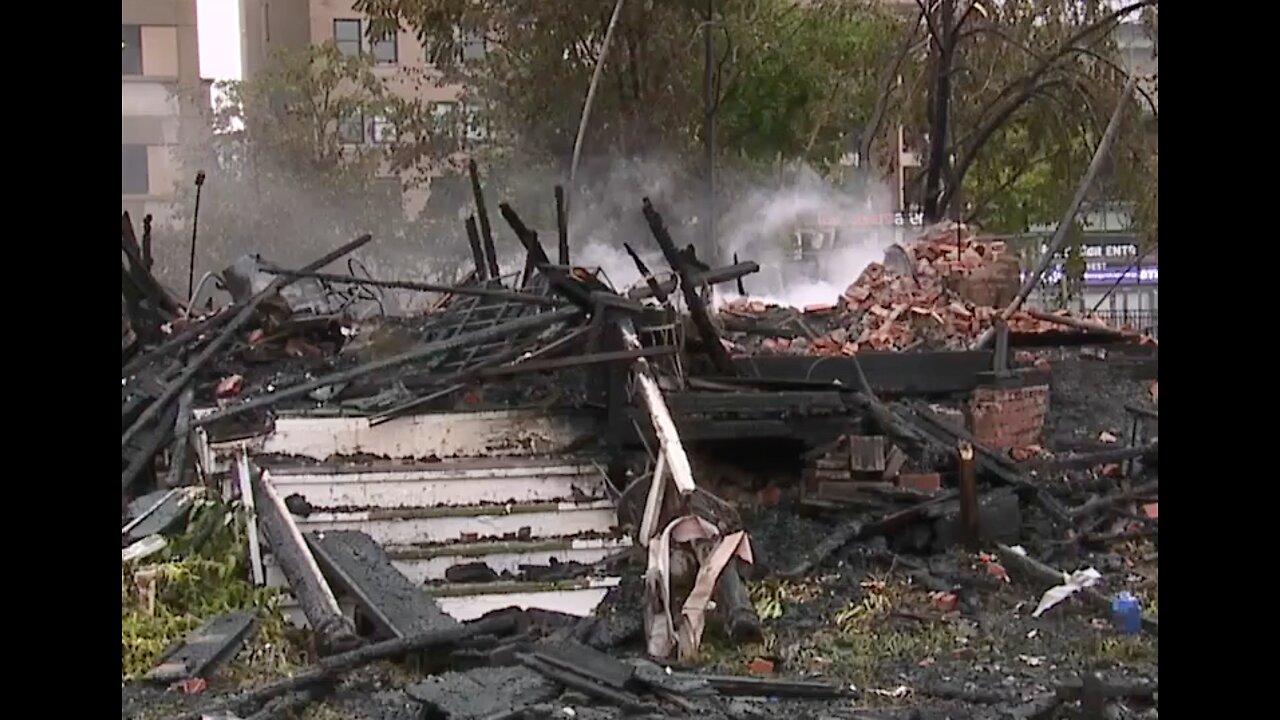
[252,470,360,656]
[175,614,519,720]
[406,667,558,720]
[733,351,995,396]
[306,530,458,640]
[642,198,737,376]
[628,261,760,301]
[147,611,256,683]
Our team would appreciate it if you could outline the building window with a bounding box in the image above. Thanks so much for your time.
[122,145,149,195]
[334,19,362,57]
[370,115,397,144]
[371,32,398,65]
[122,25,143,75]
[432,102,458,140]
[464,105,488,145]
[338,111,365,144]
[456,28,487,63]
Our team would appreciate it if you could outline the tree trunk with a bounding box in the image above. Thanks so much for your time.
[922,0,955,222]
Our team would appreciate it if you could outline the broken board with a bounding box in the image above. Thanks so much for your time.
[406,666,558,719]
[306,530,458,639]
[146,611,256,683]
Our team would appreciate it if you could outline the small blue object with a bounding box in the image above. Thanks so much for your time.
[1111,591,1142,635]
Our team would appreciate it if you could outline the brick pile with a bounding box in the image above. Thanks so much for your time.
[968,385,1050,450]
[802,434,942,504]
[720,223,1123,354]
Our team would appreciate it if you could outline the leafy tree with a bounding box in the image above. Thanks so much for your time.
[878,0,1158,237]
[160,43,466,294]
[356,0,897,170]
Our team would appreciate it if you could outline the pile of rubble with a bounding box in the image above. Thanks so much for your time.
[123,165,1158,720]
[719,223,1139,354]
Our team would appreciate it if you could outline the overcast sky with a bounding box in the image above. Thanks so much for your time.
[197,0,242,81]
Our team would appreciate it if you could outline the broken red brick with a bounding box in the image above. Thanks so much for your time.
[899,472,941,493]
[747,658,775,675]
[804,302,837,314]
[174,678,207,695]
[930,591,959,612]
[1142,502,1158,520]
[215,374,244,399]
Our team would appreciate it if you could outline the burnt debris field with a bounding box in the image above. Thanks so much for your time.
[122,166,1157,720]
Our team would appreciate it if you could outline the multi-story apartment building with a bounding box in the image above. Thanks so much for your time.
[122,0,210,225]
[240,0,487,216]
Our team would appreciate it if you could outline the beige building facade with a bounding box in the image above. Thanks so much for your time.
[122,0,209,225]
[240,0,483,216]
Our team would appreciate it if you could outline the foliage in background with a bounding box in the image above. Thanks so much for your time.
[882,0,1158,239]
[356,0,1156,244]
[161,43,466,294]
[121,497,302,682]
[357,0,898,170]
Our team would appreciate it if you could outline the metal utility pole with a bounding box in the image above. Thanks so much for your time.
[703,0,716,258]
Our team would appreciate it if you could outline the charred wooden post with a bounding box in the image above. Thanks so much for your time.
[603,313,629,491]
[142,214,154,269]
[617,317,697,497]
[555,185,570,265]
[465,215,488,281]
[623,242,669,304]
[251,468,360,656]
[714,558,763,643]
[641,198,737,376]
[733,252,746,295]
[958,442,979,550]
[468,159,501,280]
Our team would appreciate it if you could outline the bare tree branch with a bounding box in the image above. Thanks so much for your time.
[860,8,925,165]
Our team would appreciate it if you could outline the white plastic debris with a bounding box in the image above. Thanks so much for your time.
[1031,567,1102,617]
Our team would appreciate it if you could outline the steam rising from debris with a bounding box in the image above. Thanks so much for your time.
[565,160,899,309]
[159,147,897,314]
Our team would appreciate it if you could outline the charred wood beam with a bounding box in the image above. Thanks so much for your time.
[367,324,590,423]
[479,346,676,379]
[555,185,570,265]
[122,211,183,317]
[468,159,501,280]
[1026,310,1138,338]
[251,469,360,656]
[641,199,737,376]
[122,310,235,378]
[1034,441,1158,472]
[627,261,760,301]
[1069,479,1158,520]
[122,234,373,451]
[164,388,196,489]
[714,558,763,643]
[121,399,180,492]
[465,215,488,281]
[195,306,582,427]
[174,614,519,720]
[618,317,697,497]
[623,242,669,304]
[261,269,563,306]
[733,253,747,295]
[905,404,1072,524]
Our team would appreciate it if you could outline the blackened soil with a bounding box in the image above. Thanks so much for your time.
[1040,350,1158,452]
